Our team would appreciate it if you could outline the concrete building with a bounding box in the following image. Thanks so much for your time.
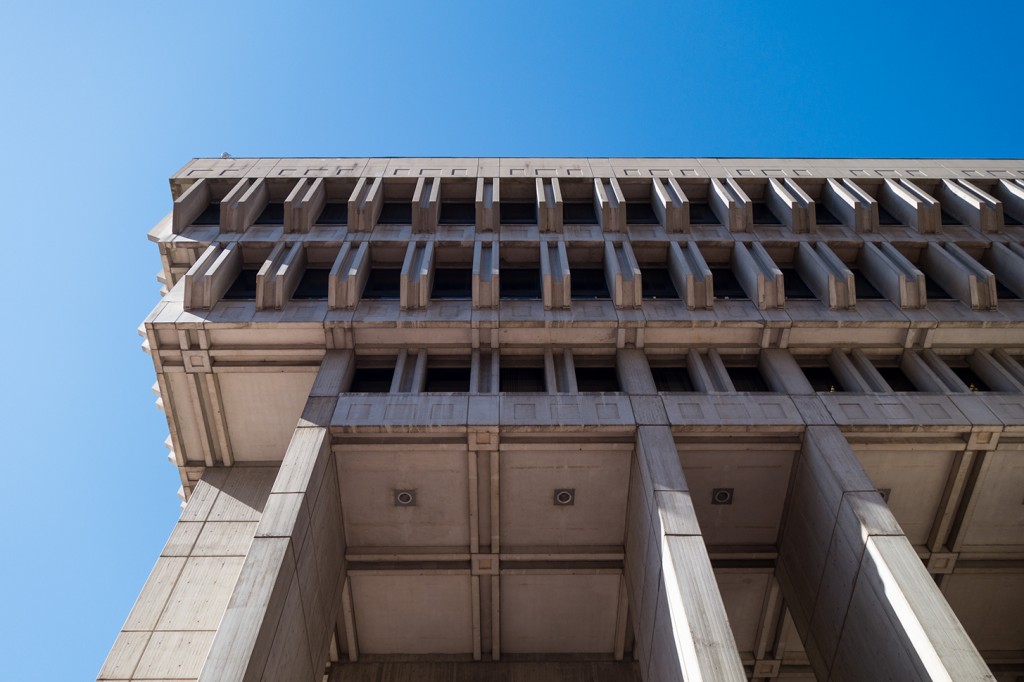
[99,157,1024,682]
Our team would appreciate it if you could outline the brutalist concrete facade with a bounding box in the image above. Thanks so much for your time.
[99,158,1024,681]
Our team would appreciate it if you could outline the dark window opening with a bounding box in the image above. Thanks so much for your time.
[254,202,285,225]
[500,366,546,392]
[424,367,471,392]
[941,209,963,225]
[575,367,620,392]
[727,367,770,392]
[711,267,748,300]
[192,203,220,226]
[223,268,259,300]
[378,202,412,224]
[316,202,348,225]
[815,204,842,225]
[851,269,885,300]
[1004,210,1023,226]
[781,268,816,300]
[652,367,694,392]
[752,202,782,226]
[877,367,918,392]
[500,268,541,299]
[995,278,1021,300]
[500,202,537,225]
[924,275,955,301]
[802,366,845,392]
[349,367,394,393]
[439,202,476,225]
[362,268,401,299]
[952,367,990,392]
[292,268,330,300]
[563,202,599,225]
[878,206,901,225]
[570,268,610,299]
[689,202,719,225]
[431,268,473,299]
[626,202,660,224]
[641,268,679,299]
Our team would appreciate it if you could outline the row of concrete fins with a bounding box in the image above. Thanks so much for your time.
[209,345,1023,397]
[171,174,1024,234]
[181,237,1024,313]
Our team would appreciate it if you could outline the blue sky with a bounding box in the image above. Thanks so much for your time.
[0,1,1021,679]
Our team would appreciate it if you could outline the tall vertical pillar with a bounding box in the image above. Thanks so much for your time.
[198,352,350,682]
[762,349,993,680]
[618,349,747,682]
[778,424,993,680]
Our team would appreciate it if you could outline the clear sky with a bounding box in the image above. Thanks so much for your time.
[0,1,1021,679]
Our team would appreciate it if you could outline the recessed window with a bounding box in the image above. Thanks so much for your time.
[815,205,843,225]
[626,203,659,225]
[223,268,259,300]
[563,202,599,225]
[689,202,719,225]
[575,367,620,392]
[641,268,679,299]
[924,274,955,301]
[500,202,536,225]
[570,268,610,299]
[878,206,901,226]
[711,267,747,300]
[349,367,394,393]
[727,367,770,392]
[500,366,546,392]
[432,268,473,300]
[439,202,476,225]
[752,202,781,226]
[877,367,918,392]
[254,202,285,225]
[802,366,845,392]
[995,278,1021,300]
[362,268,401,300]
[378,202,412,224]
[316,203,348,226]
[951,367,990,392]
[940,209,962,226]
[851,269,885,300]
[192,203,220,226]
[424,366,471,392]
[292,268,330,300]
[500,268,541,299]
[781,268,816,300]
[652,366,694,392]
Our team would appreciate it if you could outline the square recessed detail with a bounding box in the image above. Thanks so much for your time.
[394,489,417,506]
[553,489,575,506]
[711,488,734,505]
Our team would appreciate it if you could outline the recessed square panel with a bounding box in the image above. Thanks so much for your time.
[351,574,474,654]
[500,573,620,653]
[338,447,470,546]
[500,447,629,546]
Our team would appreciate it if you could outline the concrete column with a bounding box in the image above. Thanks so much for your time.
[97,467,277,682]
[198,353,350,682]
[619,349,745,681]
[777,426,994,681]
[626,426,747,682]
